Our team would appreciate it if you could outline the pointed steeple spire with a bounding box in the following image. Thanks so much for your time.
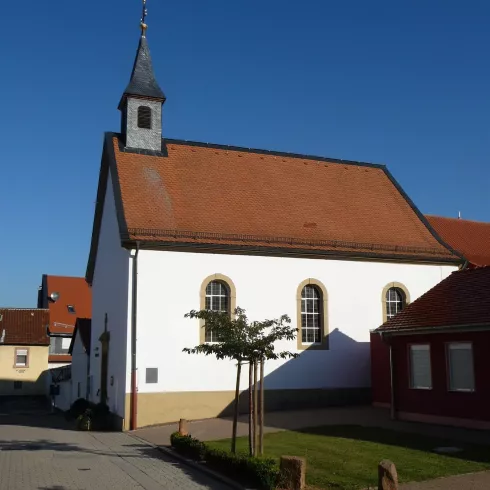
[119,1,165,108]
[119,0,165,152]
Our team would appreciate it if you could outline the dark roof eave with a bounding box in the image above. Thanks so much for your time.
[120,238,462,265]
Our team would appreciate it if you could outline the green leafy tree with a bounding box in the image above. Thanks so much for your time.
[183,307,298,455]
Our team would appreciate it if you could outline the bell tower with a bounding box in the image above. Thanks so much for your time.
[118,0,166,152]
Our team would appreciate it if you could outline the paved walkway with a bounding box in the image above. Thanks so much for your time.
[0,414,231,490]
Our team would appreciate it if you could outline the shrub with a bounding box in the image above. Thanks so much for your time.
[170,432,278,489]
[205,448,278,490]
[75,403,112,432]
[66,398,91,421]
[170,432,206,461]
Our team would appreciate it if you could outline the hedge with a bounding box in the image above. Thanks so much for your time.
[170,432,278,490]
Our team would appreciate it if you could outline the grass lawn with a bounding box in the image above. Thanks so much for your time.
[207,425,490,489]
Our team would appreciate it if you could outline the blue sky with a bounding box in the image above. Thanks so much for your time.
[1,0,489,306]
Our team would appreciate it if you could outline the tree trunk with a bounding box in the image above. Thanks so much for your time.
[248,361,253,456]
[259,358,265,455]
[231,360,241,454]
[253,360,258,456]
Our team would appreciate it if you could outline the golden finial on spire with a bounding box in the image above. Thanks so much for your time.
[140,0,148,37]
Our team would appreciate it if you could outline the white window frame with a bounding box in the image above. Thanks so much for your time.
[386,287,404,320]
[204,281,230,343]
[301,285,322,345]
[409,344,432,390]
[15,348,29,368]
[447,342,475,393]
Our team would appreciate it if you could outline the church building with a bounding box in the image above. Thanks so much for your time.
[85,9,463,429]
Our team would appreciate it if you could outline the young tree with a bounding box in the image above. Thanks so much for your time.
[183,307,298,456]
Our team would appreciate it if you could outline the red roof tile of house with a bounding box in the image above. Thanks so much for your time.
[376,266,490,333]
[426,215,490,267]
[69,318,91,355]
[87,134,461,281]
[0,309,50,346]
[45,276,91,335]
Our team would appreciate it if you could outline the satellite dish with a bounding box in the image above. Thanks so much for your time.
[50,292,60,302]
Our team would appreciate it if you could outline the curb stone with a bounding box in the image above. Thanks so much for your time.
[129,433,251,490]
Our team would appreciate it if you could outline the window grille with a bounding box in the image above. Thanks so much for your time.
[204,281,230,342]
[301,285,321,343]
[386,287,405,319]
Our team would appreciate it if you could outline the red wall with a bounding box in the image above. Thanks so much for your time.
[370,330,490,421]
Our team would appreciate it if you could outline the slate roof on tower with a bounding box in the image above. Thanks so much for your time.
[86,134,462,283]
[119,36,165,108]
[425,215,490,267]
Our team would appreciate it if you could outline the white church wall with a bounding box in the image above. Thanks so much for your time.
[90,172,131,420]
[134,249,456,396]
[70,334,88,402]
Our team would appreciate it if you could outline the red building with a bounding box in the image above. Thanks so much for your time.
[37,275,92,365]
[371,266,490,429]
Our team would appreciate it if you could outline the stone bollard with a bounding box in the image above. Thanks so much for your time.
[378,460,398,490]
[178,418,188,436]
[279,456,306,490]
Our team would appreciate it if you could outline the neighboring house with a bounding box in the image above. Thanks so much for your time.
[69,318,91,402]
[371,266,490,430]
[0,308,50,396]
[426,215,490,268]
[38,275,92,367]
[84,19,463,430]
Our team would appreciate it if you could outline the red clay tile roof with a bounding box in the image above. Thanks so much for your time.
[45,276,92,335]
[0,309,50,346]
[426,215,490,267]
[86,134,461,283]
[69,318,91,355]
[377,266,490,333]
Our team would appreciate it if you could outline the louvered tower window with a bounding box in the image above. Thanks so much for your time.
[137,106,152,129]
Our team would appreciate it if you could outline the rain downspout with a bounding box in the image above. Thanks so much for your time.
[380,332,396,420]
[130,242,140,430]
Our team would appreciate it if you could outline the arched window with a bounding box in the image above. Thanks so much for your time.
[296,279,329,351]
[382,283,410,322]
[301,285,321,343]
[137,106,152,129]
[205,281,230,342]
[199,274,236,343]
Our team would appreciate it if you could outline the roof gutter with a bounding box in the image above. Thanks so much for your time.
[129,241,140,430]
[376,322,490,336]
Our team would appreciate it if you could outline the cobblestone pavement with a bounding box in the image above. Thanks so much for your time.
[0,415,231,490]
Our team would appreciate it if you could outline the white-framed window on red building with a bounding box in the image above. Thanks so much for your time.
[409,344,432,389]
[447,342,475,392]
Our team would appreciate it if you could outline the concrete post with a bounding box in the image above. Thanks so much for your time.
[178,418,188,436]
[279,456,306,490]
[378,460,398,490]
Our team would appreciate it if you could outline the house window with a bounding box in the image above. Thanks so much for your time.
[67,305,76,314]
[204,280,230,342]
[49,336,70,355]
[301,285,322,344]
[137,106,152,129]
[409,344,432,389]
[447,343,475,392]
[15,349,28,367]
[14,381,22,390]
